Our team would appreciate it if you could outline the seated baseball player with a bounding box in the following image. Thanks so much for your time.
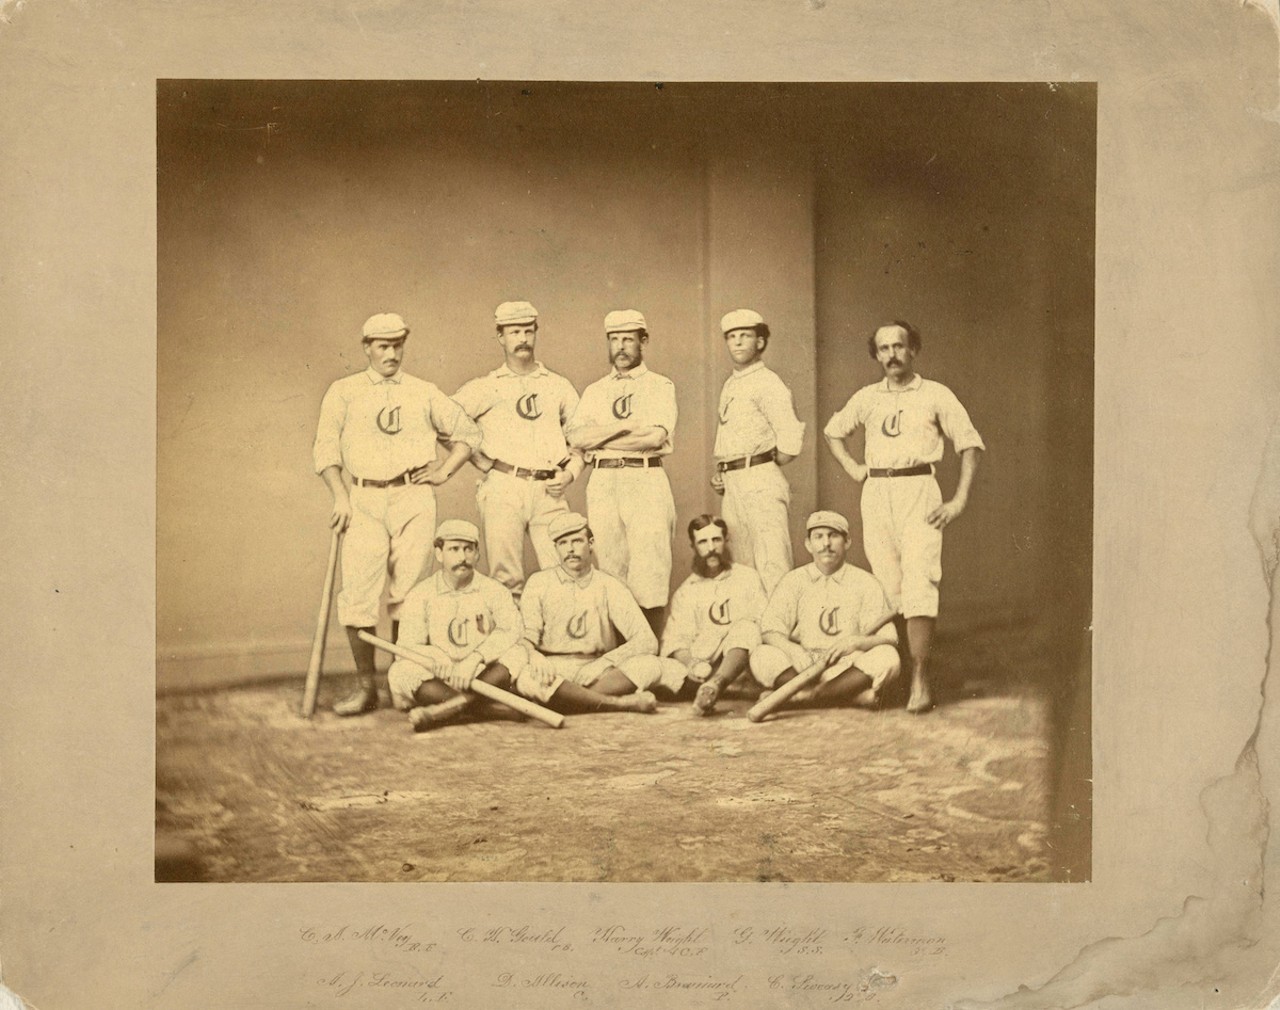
[750,510,900,710]
[514,512,685,713]
[661,514,768,715]
[386,519,529,732]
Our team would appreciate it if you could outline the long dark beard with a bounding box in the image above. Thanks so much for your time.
[692,545,732,578]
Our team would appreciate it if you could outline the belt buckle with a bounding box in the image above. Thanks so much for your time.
[885,467,896,477]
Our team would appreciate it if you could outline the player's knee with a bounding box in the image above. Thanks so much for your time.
[749,645,788,686]
[387,659,433,711]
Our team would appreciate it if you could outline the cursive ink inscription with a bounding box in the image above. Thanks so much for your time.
[317,971,452,1003]
[731,925,827,955]
[457,925,573,951]
[299,923,437,954]
[493,971,588,998]
[592,925,711,959]
[619,973,745,1001]
[844,926,947,956]
[768,970,899,1003]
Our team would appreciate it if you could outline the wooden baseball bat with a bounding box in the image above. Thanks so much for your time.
[746,610,899,724]
[358,632,565,729]
[300,529,342,718]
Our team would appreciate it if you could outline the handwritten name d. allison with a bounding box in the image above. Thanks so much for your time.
[495,972,588,990]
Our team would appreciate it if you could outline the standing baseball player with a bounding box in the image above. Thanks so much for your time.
[513,512,686,714]
[822,320,984,713]
[711,309,806,594]
[566,309,678,635]
[451,301,584,599]
[385,519,529,732]
[313,312,482,716]
[661,515,769,716]
[749,511,900,710]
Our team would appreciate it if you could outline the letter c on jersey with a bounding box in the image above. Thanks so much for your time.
[566,612,589,639]
[516,392,542,420]
[612,394,634,420]
[447,617,471,648]
[819,607,841,636]
[880,410,902,438]
[376,405,402,435]
[708,599,731,626]
[718,398,732,425]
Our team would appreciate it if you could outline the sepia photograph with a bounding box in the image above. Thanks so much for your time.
[155,79,1094,884]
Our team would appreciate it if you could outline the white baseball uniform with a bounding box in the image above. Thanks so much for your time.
[452,362,580,597]
[661,563,768,678]
[750,562,900,690]
[313,367,482,628]
[713,361,806,594]
[515,565,685,701]
[385,570,528,710]
[568,363,678,608]
[823,373,984,618]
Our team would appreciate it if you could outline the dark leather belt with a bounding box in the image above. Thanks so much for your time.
[716,449,777,473]
[352,470,414,488]
[491,459,557,480]
[593,456,663,469]
[868,464,933,477]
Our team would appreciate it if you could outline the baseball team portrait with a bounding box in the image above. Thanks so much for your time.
[156,80,1094,883]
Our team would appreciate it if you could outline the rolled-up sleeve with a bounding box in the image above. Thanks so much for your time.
[760,374,805,456]
[936,386,985,454]
[430,391,483,450]
[822,392,864,442]
[312,384,346,473]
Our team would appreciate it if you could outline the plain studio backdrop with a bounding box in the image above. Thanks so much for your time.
[156,81,1094,713]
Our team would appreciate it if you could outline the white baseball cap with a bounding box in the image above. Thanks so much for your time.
[435,519,480,545]
[806,510,850,536]
[361,312,409,340]
[604,309,647,333]
[720,308,766,333]
[548,512,590,542]
[495,301,538,326]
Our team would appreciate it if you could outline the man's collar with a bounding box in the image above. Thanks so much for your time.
[879,373,923,392]
[805,561,849,582]
[610,362,650,379]
[728,360,766,380]
[493,361,550,379]
[365,367,403,384]
[555,565,596,586]
[435,570,479,594]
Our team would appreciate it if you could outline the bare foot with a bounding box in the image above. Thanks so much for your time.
[906,675,933,714]
[693,681,721,716]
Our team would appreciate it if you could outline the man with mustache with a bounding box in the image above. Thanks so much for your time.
[566,310,678,636]
[823,321,985,713]
[661,515,769,715]
[513,512,686,714]
[749,511,900,711]
[313,312,482,717]
[711,309,807,594]
[451,301,585,599]
[385,519,528,732]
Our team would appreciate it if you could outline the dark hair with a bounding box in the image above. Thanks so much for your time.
[867,320,922,359]
[687,514,729,544]
[554,525,594,545]
[496,320,538,336]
